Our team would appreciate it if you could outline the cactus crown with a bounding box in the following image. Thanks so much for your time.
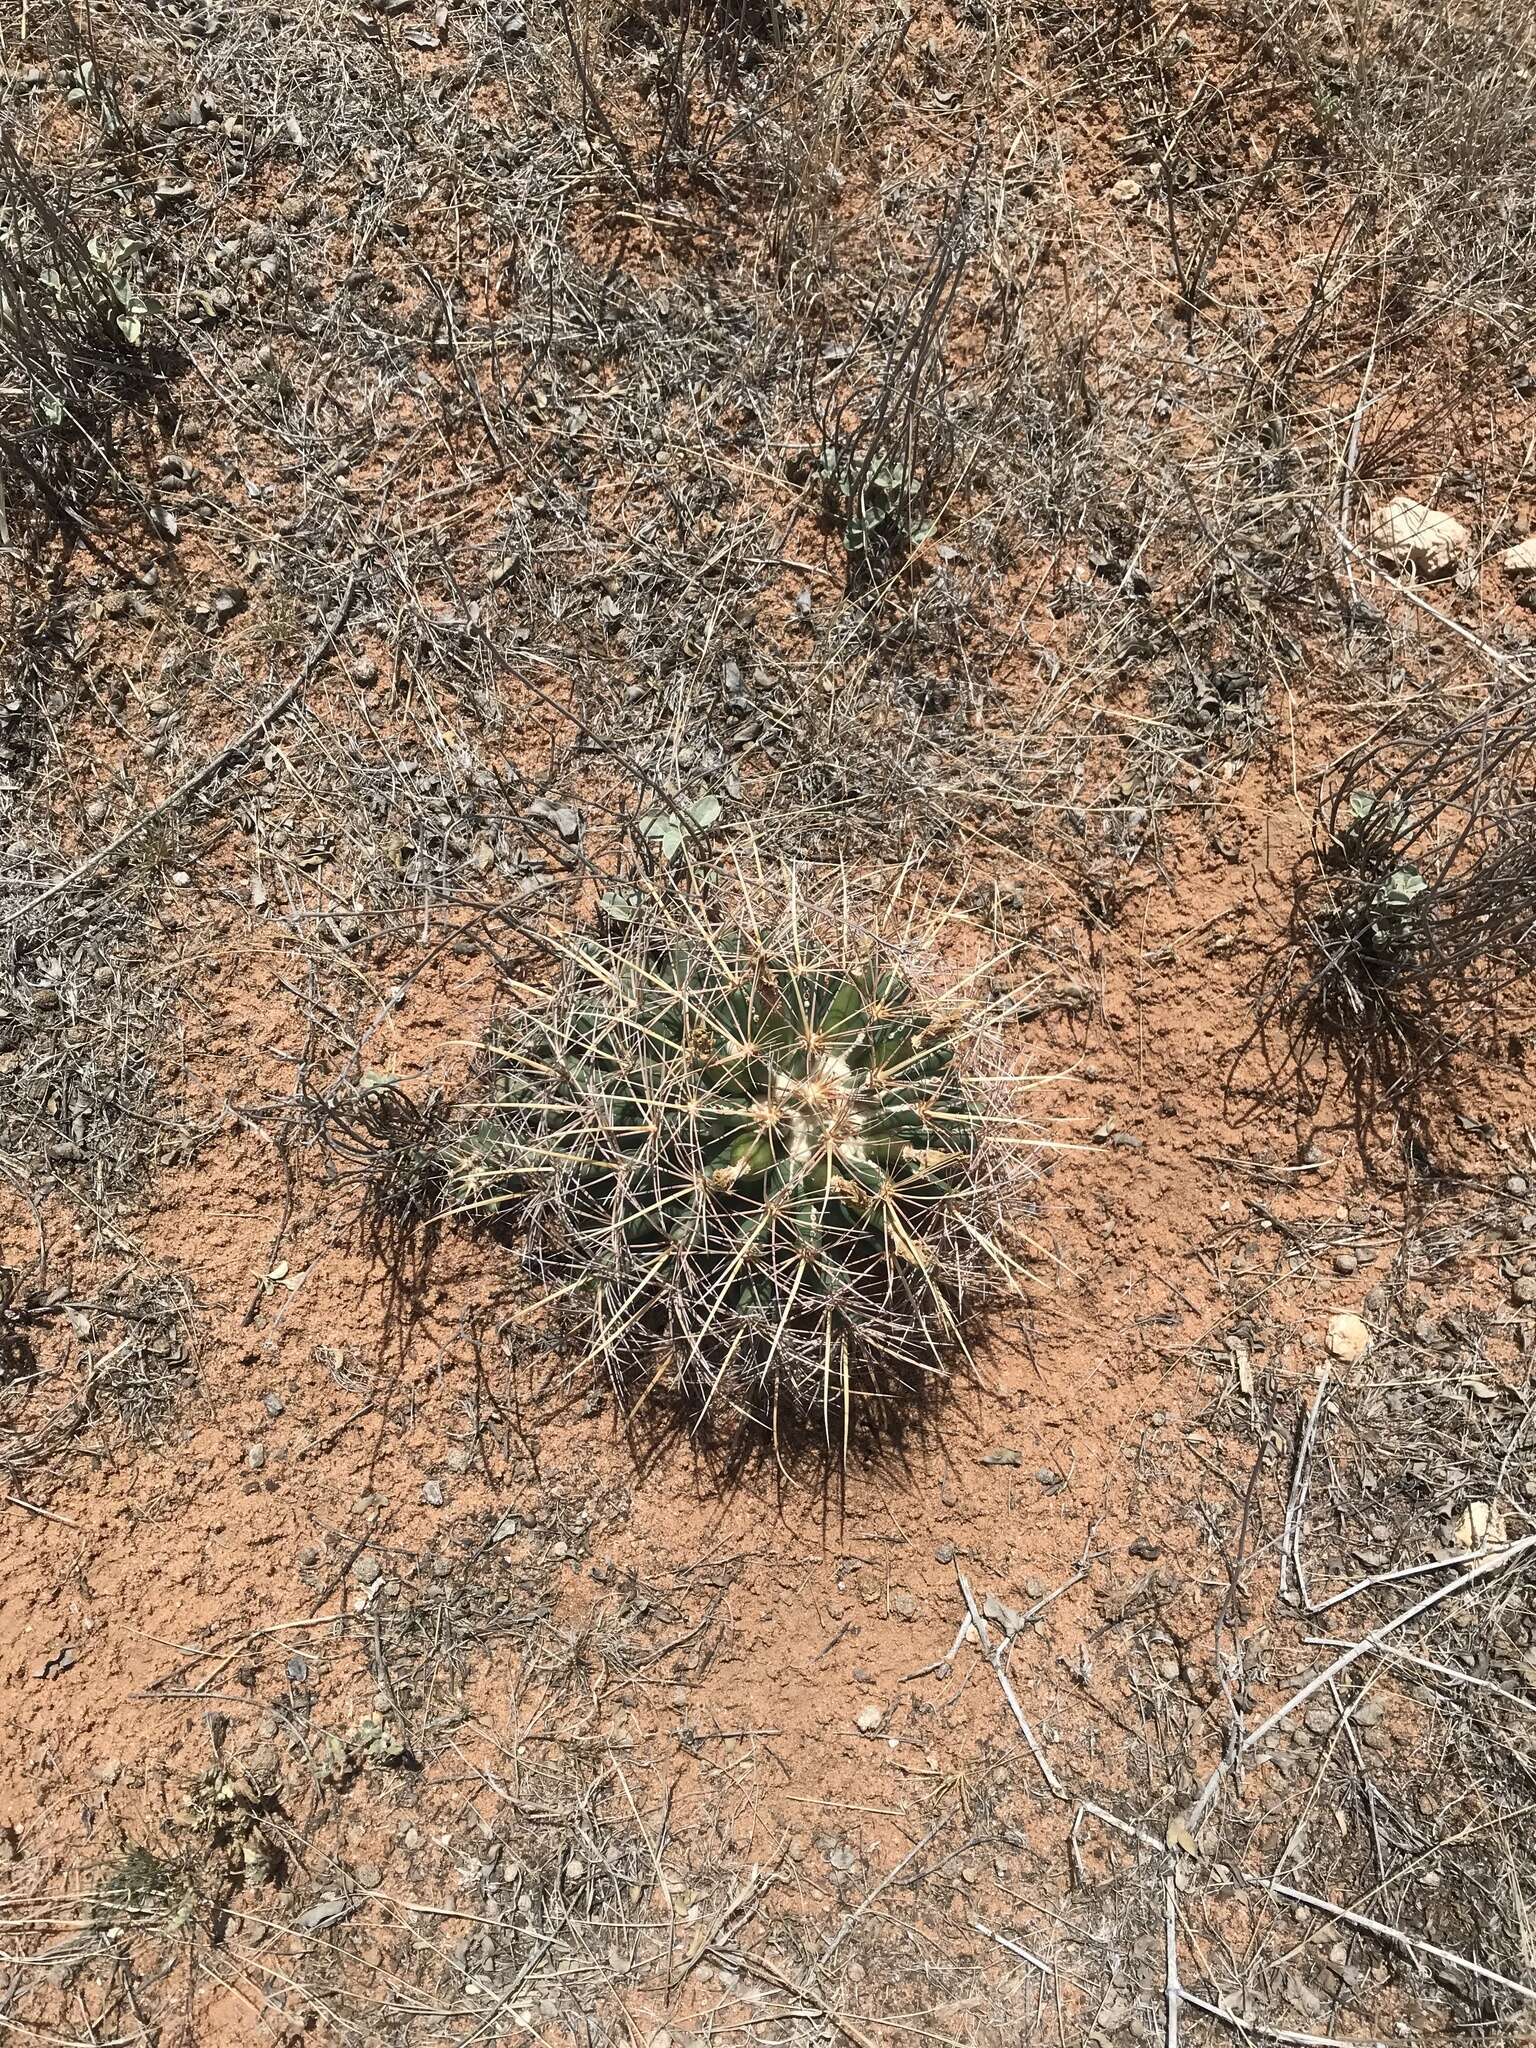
[445,904,1015,1446]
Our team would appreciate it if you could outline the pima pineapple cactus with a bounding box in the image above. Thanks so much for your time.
[445,898,1017,1443]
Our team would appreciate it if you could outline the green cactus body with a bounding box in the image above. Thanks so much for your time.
[450,925,997,1435]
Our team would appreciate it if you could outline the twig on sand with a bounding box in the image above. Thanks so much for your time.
[1165,1872,1181,2048]
[1257,1876,1536,2006]
[1191,1531,1536,1825]
[1178,1987,1383,2048]
[4,568,362,926]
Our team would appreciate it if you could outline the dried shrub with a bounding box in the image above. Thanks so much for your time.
[1249,698,1536,1120]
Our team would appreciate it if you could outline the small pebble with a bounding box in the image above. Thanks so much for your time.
[855,1706,883,1734]
[1513,1277,1536,1308]
[1507,1174,1530,1198]
[889,1590,917,1620]
[1326,1312,1372,1363]
[1333,1250,1358,1275]
[263,1392,285,1417]
[421,1479,444,1507]
[245,1442,266,1471]
[354,1864,382,1891]
[354,1550,383,1586]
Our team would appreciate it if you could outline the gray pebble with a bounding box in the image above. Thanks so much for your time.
[263,1392,285,1417]
[354,1550,383,1585]
[354,1864,382,1891]
[1333,1250,1358,1275]
[1514,1277,1536,1308]
[421,1479,444,1507]
[245,1442,266,1471]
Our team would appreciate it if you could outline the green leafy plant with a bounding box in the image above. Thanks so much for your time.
[438,885,1025,1449]
[818,451,935,577]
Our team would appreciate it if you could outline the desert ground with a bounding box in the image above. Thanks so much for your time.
[3,0,1536,2040]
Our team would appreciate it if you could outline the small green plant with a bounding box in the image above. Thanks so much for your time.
[818,450,934,578]
[314,1714,412,1789]
[815,160,975,590]
[439,883,1025,1449]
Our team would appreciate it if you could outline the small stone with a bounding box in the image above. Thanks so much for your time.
[95,1759,123,1786]
[1369,494,1467,578]
[979,1447,1020,1467]
[1108,176,1142,202]
[1513,1277,1536,1308]
[354,1864,382,1891]
[1333,1250,1358,1275]
[855,1706,883,1733]
[1326,1312,1372,1363]
[403,1827,423,1851]
[85,798,108,826]
[351,656,379,687]
[420,1479,444,1507]
[1503,536,1536,575]
[354,1550,383,1586]
[1507,1174,1529,1197]
[170,870,191,889]
[889,1590,917,1620]
[245,1442,266,1471]
[263,1392,285,1417]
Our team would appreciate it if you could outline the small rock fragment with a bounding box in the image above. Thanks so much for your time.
[354,1550,383,1586]
[1513,1276,1536,1308]
[420,1479,444,1507]
[1503,536,1536,575]
[1369,495,1467,578]
[1326,1312,1372,1363]
[855,1706,883,1733]
[245,1442,266,1471]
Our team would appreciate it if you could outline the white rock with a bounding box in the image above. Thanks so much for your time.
[1369,495,1467,578]
[1325,1312,1372,1363]
[855,1705,883,1733]
[1502,535,1536,575]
